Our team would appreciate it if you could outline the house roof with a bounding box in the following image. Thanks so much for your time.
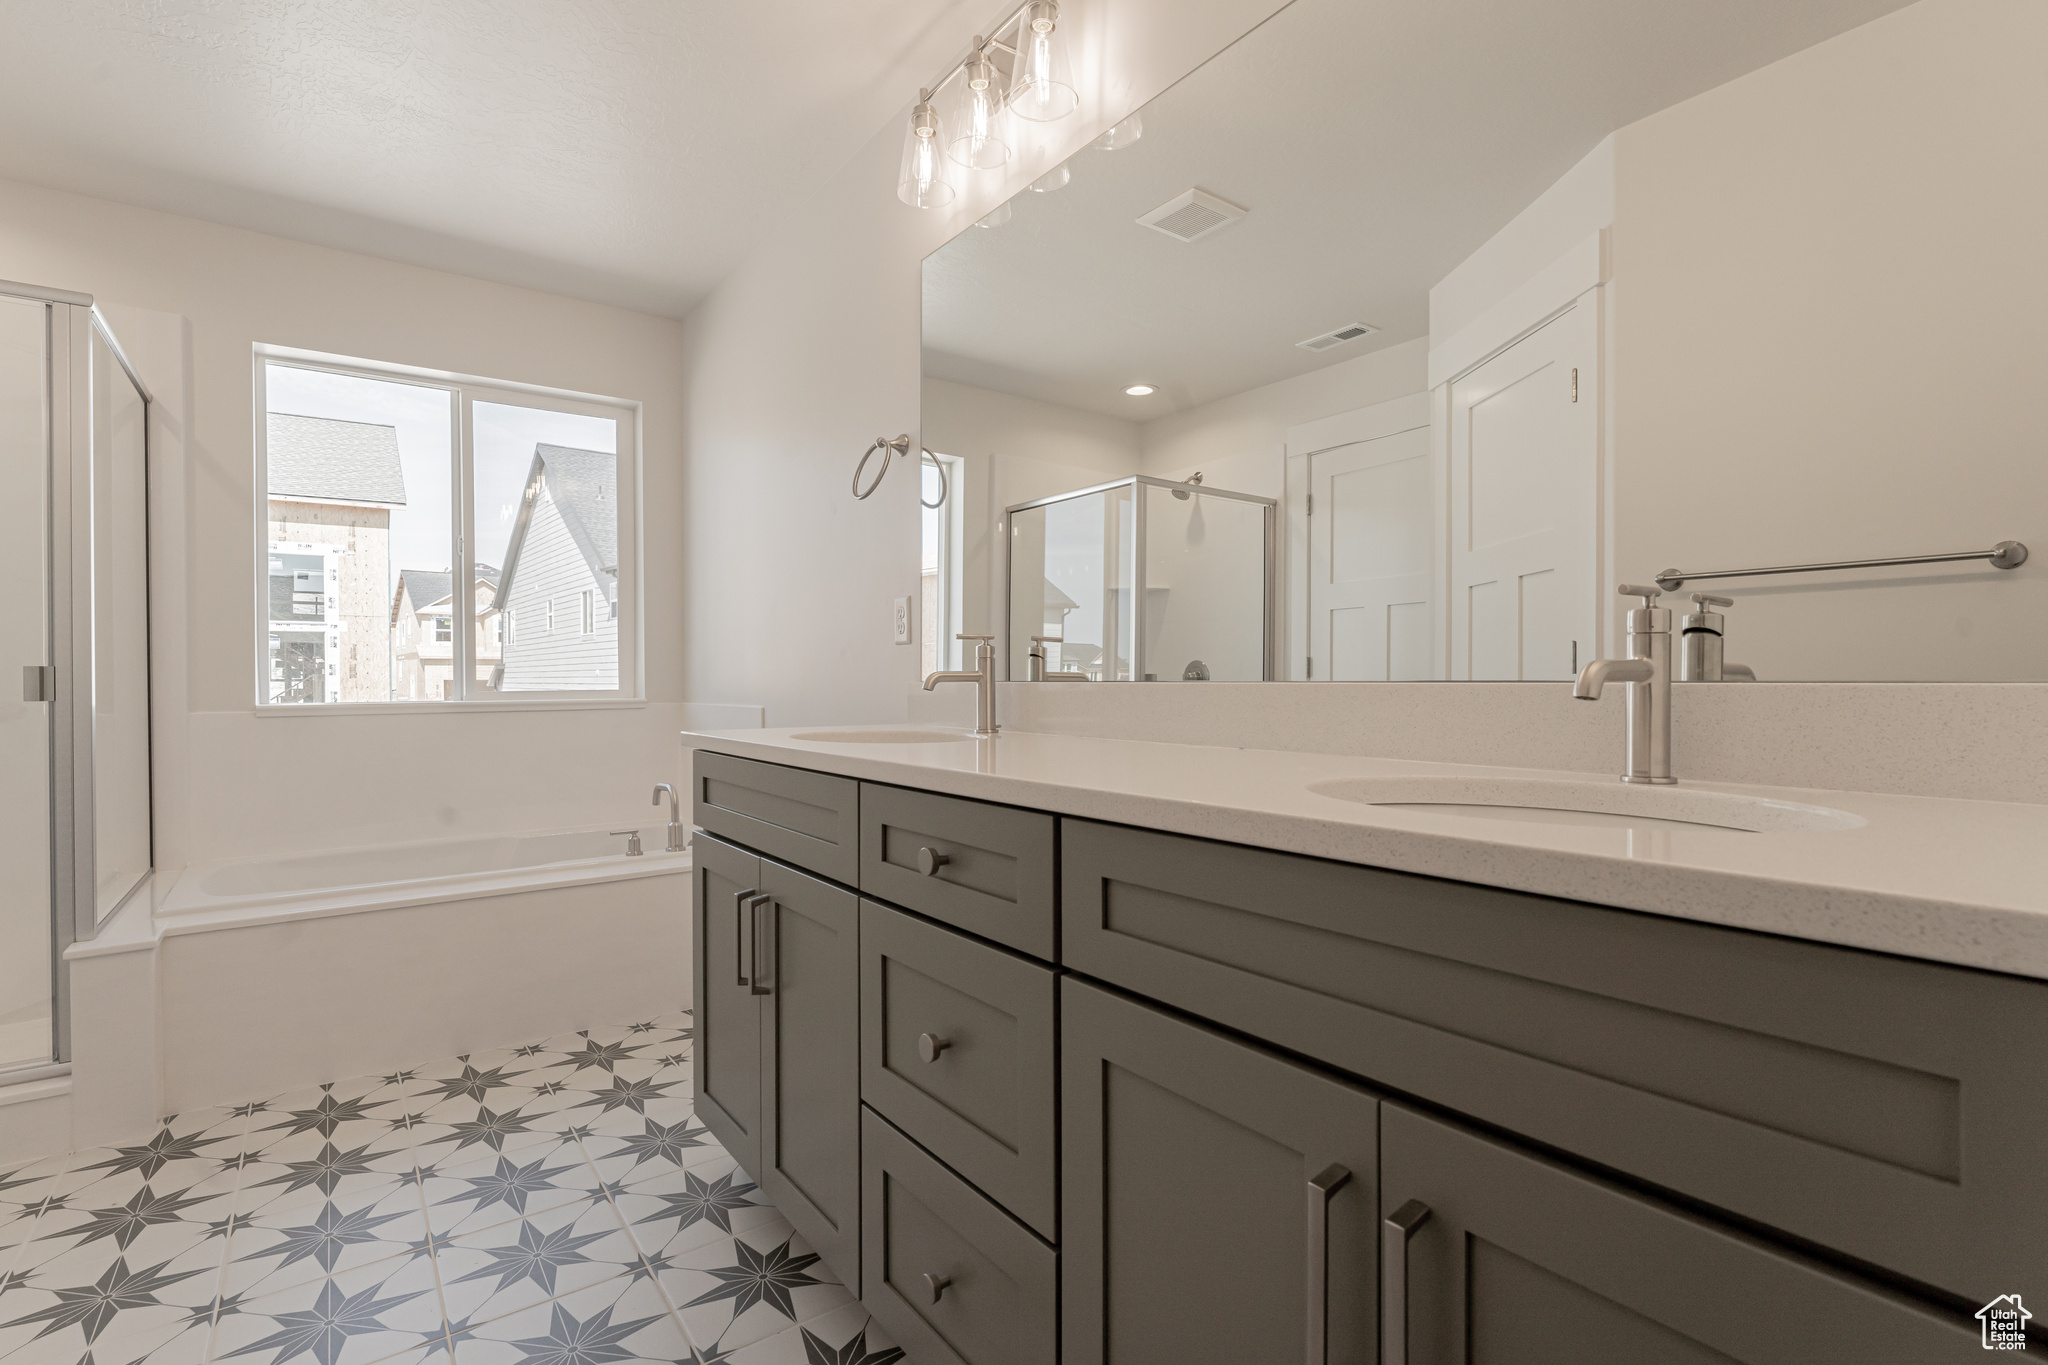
[493,444,619,608]
[268,412,407,506]
[391,565,501,624]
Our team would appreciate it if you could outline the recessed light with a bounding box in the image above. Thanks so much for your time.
[1124,384,1155,396]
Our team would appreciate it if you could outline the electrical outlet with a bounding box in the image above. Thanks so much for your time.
[892,596,913,645]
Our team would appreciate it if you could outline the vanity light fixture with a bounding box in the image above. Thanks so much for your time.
[1124,384,1156,396]
[1009,1,1079,122]
[895,0,1087,210]
[897,89,954,208]
[1092,112,1143,150]
[1029,164,1071,193]
[947,36,1012,169]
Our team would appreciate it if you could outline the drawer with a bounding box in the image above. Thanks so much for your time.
[859,783,1055,959]
[1062,817,2048,1309]
[861,1106,1057,1365]
[693,750,857,885]
[860,900,1057,1237]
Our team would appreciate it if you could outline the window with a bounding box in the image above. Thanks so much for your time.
[256,350,639,705]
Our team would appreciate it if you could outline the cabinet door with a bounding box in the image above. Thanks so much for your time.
[692,832,764,1176]
[1380,1105,1977,1364]
[758,858,861,1290]
[1063,979,1379,1365]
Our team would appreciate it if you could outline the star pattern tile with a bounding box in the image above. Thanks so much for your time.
[0,1013,896,1365]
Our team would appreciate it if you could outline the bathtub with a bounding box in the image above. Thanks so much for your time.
[149,827,693,1113]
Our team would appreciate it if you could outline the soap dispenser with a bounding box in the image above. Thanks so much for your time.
[1679,594,1757,681]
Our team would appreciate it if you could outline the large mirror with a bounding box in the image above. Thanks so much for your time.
[920,0,2047,682]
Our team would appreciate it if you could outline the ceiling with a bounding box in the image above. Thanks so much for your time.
[0,0,992,316]
[921,0,1915,419]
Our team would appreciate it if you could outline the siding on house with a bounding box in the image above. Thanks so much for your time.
[496,446,618,690]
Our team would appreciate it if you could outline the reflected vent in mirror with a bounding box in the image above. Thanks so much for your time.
[1296,322,1379,352]
[1137,188,1248,242]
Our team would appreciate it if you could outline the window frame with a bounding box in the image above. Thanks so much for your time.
[252,345,644,712]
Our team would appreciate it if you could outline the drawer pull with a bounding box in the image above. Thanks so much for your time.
[922,1271,952,1304]
[1380,1199,1432,1365]
[1306,1164,1352,1365]
[917,1032,953,1064]
[917,846,951,877]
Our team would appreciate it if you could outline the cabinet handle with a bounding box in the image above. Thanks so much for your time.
[1380,1199,1432,1365]
[922,1271,952,1305]
[749,894,773,997]
[917,1032,953,1064]
[1305,1164,1351,1365]
[733,889,762,987]
[917,846,951,877]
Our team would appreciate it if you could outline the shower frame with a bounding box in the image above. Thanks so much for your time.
[1,278,154,1075]
[1003,474,1280,682]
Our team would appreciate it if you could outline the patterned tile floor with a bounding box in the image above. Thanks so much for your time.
[0,1014,905,1365]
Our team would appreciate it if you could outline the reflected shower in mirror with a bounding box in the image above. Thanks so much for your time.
[920,0,2046,681]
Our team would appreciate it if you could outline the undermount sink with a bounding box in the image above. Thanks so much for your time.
[789,728,974,744]
[1307,776,1865,834]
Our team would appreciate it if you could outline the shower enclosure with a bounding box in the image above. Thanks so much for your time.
[2,280,152,1078]
[1005,475,1278,681]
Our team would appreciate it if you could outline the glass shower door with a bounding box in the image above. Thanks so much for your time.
[0,294,53,1072]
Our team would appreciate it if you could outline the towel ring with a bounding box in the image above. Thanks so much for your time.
[920,449,948,509]
[853,434,913,500]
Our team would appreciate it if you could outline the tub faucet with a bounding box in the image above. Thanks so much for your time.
[610,829,644,856]
[652,783,685,852]
[1573,584,1676,784]
[925,634,999,735]
[1027,636,1090,682]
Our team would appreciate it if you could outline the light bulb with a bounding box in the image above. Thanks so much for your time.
[946,37,1012,169]
[1008,1,1078,122]
[897,89,956,208]
[1124,384,1155,396]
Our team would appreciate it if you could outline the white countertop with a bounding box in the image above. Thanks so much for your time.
[682,724,2048,982]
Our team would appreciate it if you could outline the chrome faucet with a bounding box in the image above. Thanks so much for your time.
[1026,635,1090,682]
[1679,594,1756,682]
[652,782,685,852]
[925,633,999,735]
[1573,585,1676,784]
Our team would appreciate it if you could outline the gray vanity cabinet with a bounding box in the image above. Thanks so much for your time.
[1379,1105,1975,1363]
[859,783,1057,960]
[1061,979,1380,1365]
[860,901,1058,1237]
[694,750,860,885]
[690,831,861,1288]
[692,832,763,1171]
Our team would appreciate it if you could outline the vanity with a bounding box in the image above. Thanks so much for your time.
[687,728,2047,1363]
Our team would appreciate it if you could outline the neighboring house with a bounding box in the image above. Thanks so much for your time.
[265,412,406,703]
[493,444,619,690]
[391,565,503,700]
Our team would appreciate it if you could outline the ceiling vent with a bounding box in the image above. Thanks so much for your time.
[1296,322,1379,352]
[1137,188,1248,243]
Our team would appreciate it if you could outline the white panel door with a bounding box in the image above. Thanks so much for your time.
[1448,298,1598,681]
[1298,392,1434,681]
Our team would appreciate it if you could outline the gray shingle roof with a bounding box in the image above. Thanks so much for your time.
[494,445,619,605]
[392,565,501,623]
[267,412,408,506]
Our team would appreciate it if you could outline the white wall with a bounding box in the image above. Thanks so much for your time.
[1429,138,1614,346]
[1139,338,1430,499]
[678,0,1301,727]
[0,178,692,865]
[1611,0,2048,681]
